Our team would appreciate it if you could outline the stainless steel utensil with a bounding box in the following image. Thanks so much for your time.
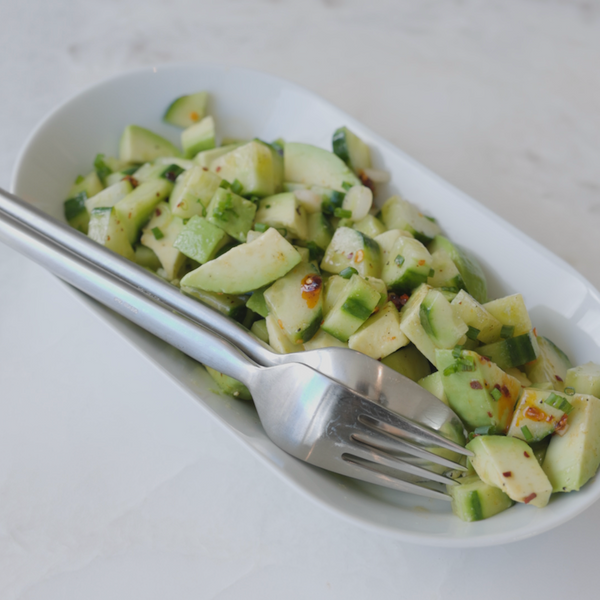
[0,188,471,500]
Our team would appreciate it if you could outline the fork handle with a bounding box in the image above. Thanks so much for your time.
[0,210,259,387]
[0,187,281,368]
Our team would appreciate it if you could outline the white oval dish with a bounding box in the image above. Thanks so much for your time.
[11,64,600,547]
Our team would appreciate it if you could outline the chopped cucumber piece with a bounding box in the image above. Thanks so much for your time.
[380,196,441,244]
[85,179,133,214]
[523,336,572,392]
[119,125,180,163]
[64,192,89,234]
[449,474,514,522]
[181,116,216,158]
[381,345,431,382]
[181,286,247,321]
[483,294,532,337]
[173,215,232,264]
[332,126,372,174]
[164,91,208,128]
[565,362,600,396]
[381,235,432,293]
[206,188,257,243]
[321,227,382,278]
[254,193,308,241]
[205,366,252,400]
[450,290,502,344]
[478,331,540,370]
[169,166,222,218]
[88,207,134,261]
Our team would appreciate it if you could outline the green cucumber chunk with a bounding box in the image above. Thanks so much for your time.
[173,215,232,264]
[181,286,247,321]
[88,207,135,261]
[382,235,432,293]
[419,288,469,348]
[206,187,257,243]
[380,196,441,244]
[381,345,432,382]
[449,474,514,522]
[321,227,382,278]
[205,366,252,400]
[64,192,90,234]
[169,166,222,218]
[69,171,104,200]
[181,116,216,158]
[478,331,540,370]
[565,362,600,396]
[254,193,308,240]
[164,91,208,128]
[119,125,181,163]
[332,126,372,174]
[523,336,572,392]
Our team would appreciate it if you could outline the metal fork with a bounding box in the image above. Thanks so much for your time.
[0,188,465,445]
[0,192,471,500]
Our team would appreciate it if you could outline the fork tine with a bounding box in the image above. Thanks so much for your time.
[339,451,453,501]
[352,395,473,457]
[347,435,461,486]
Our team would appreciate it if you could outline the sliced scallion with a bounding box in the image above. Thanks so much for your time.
[394,255,405,267]
[490,387,502,401]
[521,426,533,442]
[339,267,358,279]
[466,326,480,341]
[152,227,164,240]
[500,325,515,339]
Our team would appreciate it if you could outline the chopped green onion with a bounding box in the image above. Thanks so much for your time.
[254,223,269,232]
[183,218,190,225]
[561,399,574,414]
[428,268,435,278]
[440,286,459,293]
[248,195,260,204]
[521,426,534,442]
[152,227,164,240]
[341,181,353,191]
[202,206,207,217]
[425,215,437,223]
[306,241,324,262]
[473,425,493,436]
[500,325,515,339]
[490,387,502,401]
[466,326,480,341]
[75,174,84,184]
[230,179,244,195]
[265,204,271,209]
[443,363,460,376]
[339,267,358,279]
[94,153,112,184]
[329,191,346,207]
[122,166,138,176]
[394,255,405,267]
[452,345,463,359]
[564,386,575,396]
[459,357,476,372]
[161,164,185,182]
[546,393,574,414]
[545,392,561,408]
[334,208,352,219]
[63,192,88,220]
[276,227,287,237]
[219,180,231,189]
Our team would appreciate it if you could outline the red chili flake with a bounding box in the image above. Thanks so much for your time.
[202,167,208,171]
[155,208,162,216]
[533,328,537,336]
[128,212,132,219]
[216,166,222,172]
[523,493,537,504]
[555,375,564,382]
[487,411,493,418]
[525,406,546,422]
[470,381,483,390]
[417,259,426,266]
[555,414,569,434]
[524,451,530,458]
[501,385,510,396]
[502,471,512,477]
[301,275,323,309]
[358,170,375,193]
[123,175,139,188]
[106,235,111,241]
[388,292,410,310]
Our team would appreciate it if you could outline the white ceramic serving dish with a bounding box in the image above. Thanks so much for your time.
[11,64,600,547]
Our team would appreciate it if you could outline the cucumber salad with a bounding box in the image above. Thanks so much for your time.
[63,90,600,523]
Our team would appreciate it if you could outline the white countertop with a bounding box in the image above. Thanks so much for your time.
[2,1,600,598]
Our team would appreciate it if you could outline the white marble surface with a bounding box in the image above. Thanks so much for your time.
[1,1,600,598]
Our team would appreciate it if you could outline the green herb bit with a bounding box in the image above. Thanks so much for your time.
[473,425,493,436]
[341,181,353,191]
[152,227,164,240]
[443,363,460,376]
[339,267,358,279]
[544,392,561,408]
[459,356,476,372]
[440,286,459,293]
[202,206,207,217]
[219,180,231,189]
[230,179,244,195]
[561,399,574,414]
[500,325,515,339]
[428,268,435,278]
[521,426,533,442]
[254,223,269,233]
[306,241,324,262]
[276,228,288,238]
[334,207,352,219]
[466,326,480,341]
[564,386,575,396]
[329,191,346,208]
[161,163,185,182]
[452,345,463,359]
[394,254,405,267]
[63,191,88,220]
[424,215,437,223]
[75,174,84,184]
[94,153,112,184]
[490,387,502,401]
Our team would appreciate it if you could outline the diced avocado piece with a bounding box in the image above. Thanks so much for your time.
[420,288,469,348]
[133,244,161,271]
[194,142,245,168]
[382,235,433,293]
[180,227,301,294]
[450,290,502,344]
[428,249,466,293]
[169,166,222,218]
[436,348,521,432]
[448,474,514,522]
[467,435,552,508]
[264,262,323,344]
[321,274,381,342]
[353,214,386,239]
[250,319,269,344]
[140,202,186,280]
[173,215,232,264]
[254,193,308,240]
[523,336,572,392]
[543,393,600,492]
[164,91,208,128]
[85,179,133,214]
[181,116,216,158]
[565,362,600,396]
[428,235,487,304]
[246,287,269,318]
[306,211,334,250]
[265,313,304,354]
[418,371,448,405]
[284,142,360,192]
[381,345,431,382]
[64,192,90,234]
[119,125,180,163]
[321,227,382,278]
[181,286,247,321]
[478,331,540,370]
[507,388,570,443]
[483,294,532,336]
[332,126,372,174]
[88,207,135,261]
[205,366,252,400]
[303,328,348,350]
[380,196,441,244]
[399,286,466,365]
[69,171,104,200]
[113,178,174,244]
[348,302,409,359]
[210,141,275,197]
[206,187,257,243]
